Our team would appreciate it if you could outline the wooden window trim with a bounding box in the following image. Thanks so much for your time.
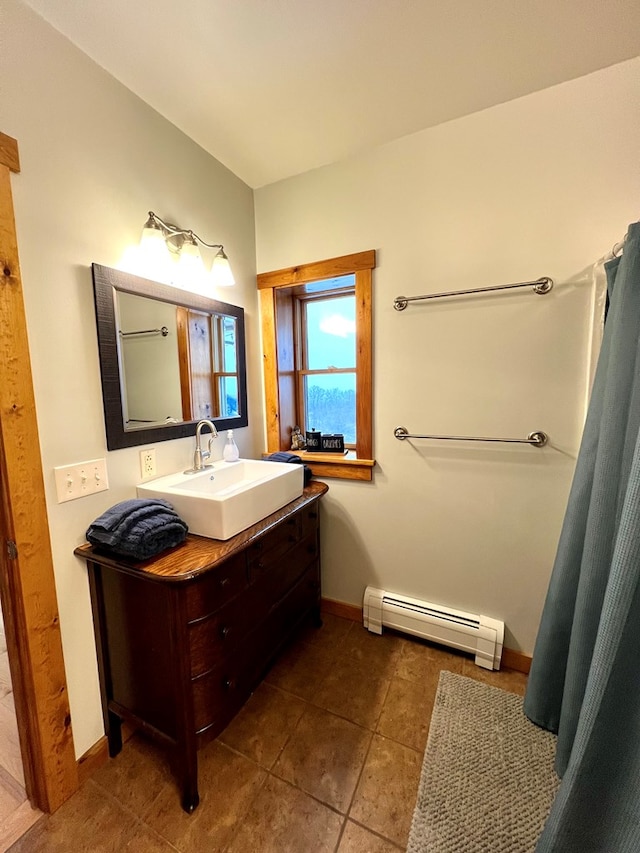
[258,251,375,481]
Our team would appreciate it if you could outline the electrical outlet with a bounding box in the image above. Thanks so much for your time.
[54,458,109,503]
[140,448,157,480]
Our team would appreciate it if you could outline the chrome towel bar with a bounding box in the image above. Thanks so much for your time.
[394,426,548,447]
[393,277,553,311]
[120,326,169,337]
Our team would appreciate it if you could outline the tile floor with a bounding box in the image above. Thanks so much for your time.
[9,614,527,852]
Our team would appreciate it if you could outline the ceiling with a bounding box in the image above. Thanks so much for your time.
[22,0,640,188]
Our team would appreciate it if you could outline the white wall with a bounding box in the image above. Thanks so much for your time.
[255,57,640,655]
[1,0,260,756]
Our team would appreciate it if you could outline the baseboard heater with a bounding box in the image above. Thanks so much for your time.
[363,586,504,670]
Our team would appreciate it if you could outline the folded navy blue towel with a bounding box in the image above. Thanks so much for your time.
[267,452,312,485]
[87,498,188,560]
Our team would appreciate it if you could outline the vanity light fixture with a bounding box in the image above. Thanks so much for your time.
[140,211,235,287]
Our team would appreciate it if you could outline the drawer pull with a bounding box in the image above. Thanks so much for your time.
[223,678,235,690]
[219,577,230,588]
[220,626,230,639]
[308,511,318,519]
[257,561,265,570]
[307,544,317,554]
[287,518,296,526]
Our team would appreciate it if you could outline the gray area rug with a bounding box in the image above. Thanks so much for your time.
[407,671,559,853]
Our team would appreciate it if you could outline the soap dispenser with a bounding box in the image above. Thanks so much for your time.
[223,430,240,462]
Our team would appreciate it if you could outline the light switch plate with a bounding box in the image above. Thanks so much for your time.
[54,458,109,503]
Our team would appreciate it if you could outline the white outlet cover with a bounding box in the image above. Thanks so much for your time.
[140,448,157,479]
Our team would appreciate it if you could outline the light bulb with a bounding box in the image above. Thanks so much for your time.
[139,215,170,282]
[211,249,235,287]
[177,236,205,288]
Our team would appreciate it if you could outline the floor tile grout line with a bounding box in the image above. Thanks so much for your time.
[217,693,311,773]
[219,769,271,853]
[342,729,424,850]
[73,779,183,852]
[215,736,350,825]
[342,724,378,829]
[346,816,406,851]
[263,771,347,820]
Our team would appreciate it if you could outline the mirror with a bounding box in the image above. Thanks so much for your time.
[92,263,248,450]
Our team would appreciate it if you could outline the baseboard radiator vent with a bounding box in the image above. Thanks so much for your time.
[363,586,504,670]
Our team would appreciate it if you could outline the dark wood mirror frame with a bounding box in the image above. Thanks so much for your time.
[92,263,248,451]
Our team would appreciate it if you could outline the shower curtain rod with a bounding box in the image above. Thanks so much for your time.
[394,426,548,447]
[393,276,553,311]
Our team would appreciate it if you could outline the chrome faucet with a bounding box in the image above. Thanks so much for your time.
[184,419,218,473]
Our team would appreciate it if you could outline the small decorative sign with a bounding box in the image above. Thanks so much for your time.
[319,434,345,453]
[305,430,321,451]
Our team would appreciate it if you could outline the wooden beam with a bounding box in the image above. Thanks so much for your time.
[257,250,376,290]
[0,156,78,811]
[0,134,20,174]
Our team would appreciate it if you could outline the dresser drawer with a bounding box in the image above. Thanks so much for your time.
[192,658,251,735]
[275,562,320,632]
[249,533,318,604]
[246,513,301,568]
[185,552,248,622]
[245,563,321,686]
[189,594,253,678]
[299,505,319,541]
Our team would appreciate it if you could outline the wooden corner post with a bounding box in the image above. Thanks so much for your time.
[0,131,79,811]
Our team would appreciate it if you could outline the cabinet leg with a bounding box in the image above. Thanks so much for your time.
[177,745,200,814]
[181,790,200,814]
[106,710,123,757]
[312,603,323,629]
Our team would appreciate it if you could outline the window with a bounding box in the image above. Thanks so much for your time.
[258,251,375,481]
[298,284,356,444]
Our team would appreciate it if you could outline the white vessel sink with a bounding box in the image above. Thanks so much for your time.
[136,459,304,541]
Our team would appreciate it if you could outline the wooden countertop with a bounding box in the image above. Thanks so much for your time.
[74,481,329,583]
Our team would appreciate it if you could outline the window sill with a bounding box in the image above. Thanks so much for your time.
[263,450,375,481]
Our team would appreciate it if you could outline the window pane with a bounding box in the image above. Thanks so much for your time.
[222,316,237,372]
[304,373,356,444]
[306,295,355,370]
[219,376,239,417]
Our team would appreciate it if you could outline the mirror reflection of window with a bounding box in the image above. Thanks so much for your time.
[176,309,241,422]
[217,315,239,418]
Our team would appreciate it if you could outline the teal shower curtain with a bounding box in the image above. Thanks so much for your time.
[524,220,640,852]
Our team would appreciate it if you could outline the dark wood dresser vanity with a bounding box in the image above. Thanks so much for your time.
[75,481,328,813]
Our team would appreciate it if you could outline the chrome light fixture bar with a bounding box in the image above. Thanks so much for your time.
[140,211,235,287]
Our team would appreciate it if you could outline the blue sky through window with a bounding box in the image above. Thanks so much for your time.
[304,278,356,441]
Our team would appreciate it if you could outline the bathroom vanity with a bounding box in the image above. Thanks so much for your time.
[75,481,328,813]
